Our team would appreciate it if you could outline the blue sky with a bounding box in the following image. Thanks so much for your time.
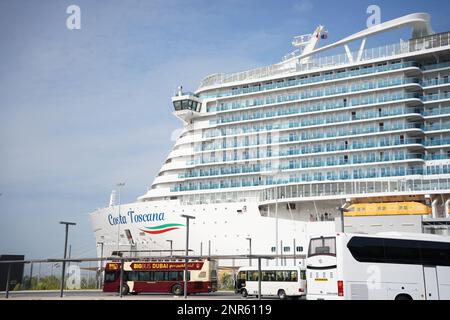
[0,0,449,261]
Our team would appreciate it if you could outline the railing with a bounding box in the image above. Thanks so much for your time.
[424,122,450,131]
[194,137,424,165]
[171,168,439,193]
[424,137,450,146]
[200,61,419,100]
[422,60,450,71]
[208,89,421,114]
[422,92,450,102]
[204,117,423,140]
[199,32,450,89]
[211,105,421,126]
[259,177,450,202]
[196,134,423,154]
[179,153,425,179]
[423,106,450,116]
[424,154,450,160]
[422,77,450,87]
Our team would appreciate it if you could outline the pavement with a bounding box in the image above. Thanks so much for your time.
[0,290,278,300]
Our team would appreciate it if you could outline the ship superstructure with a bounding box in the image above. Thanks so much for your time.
[91,13,450,264]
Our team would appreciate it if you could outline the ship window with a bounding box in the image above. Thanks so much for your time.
[296,246,303,252]
[270,246,276,252]
[181,100,189,109]
[173,101,182,110]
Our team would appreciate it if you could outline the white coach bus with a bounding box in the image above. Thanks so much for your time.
[235,266,307,299]
[306,232,450,300]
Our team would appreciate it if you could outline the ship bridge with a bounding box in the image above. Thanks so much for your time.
[172,86,202,122]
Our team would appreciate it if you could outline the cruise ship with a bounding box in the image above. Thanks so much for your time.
[90,13,450,264]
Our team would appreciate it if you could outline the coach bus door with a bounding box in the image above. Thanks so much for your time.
[424,266,439,300]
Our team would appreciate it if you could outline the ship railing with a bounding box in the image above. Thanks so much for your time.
[198,32,450,90]
[259,177,450,202]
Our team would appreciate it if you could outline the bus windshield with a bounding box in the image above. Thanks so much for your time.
[104,271,117,283]
[308,237,336,257]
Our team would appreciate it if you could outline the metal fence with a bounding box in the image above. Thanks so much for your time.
[0,254,305,300]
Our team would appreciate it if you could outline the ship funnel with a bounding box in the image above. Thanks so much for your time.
[109,190,117,207]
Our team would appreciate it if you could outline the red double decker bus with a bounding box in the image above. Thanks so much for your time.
[103,259,218,295]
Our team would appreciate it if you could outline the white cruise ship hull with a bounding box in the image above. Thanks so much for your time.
[90,200,336,266]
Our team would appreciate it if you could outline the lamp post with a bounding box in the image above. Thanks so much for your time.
[59,221,76,298]
[245,237,252,266]
[181,214,195,299]
[275,187,279,266]
[166,240,173,257]
[116,182,125,252]
[97,242,104,289]
[339,199,351,232]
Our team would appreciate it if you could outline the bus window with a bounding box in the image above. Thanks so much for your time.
[420,241,450,266]
[276,271,289,281]
[238,271,246,281]
[235,271,246,292]
[138,271,151,281]
[168,271,182,281]
[104,271,117,283]
[300,270,306,280]
[262,271,276,281]
[248,271,259,281]
[291,271,298,282]
[154,271,166,281]
[126,271,139,281]
[347,236,385,262]
[308,237,336,257]
[384,238,420,264]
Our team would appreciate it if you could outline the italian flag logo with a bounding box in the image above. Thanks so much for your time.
[140,223,184,234]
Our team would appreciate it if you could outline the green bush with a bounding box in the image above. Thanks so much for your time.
[35,276,60,290]
[218,272,235,290]
[80,277,97,289]
[13,283,22,291]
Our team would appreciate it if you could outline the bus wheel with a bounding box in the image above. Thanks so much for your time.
[277,289,287,300]
[241,288,248,298]
[172,284,183,296]
[395,294,412,300]
[120,284,129,296]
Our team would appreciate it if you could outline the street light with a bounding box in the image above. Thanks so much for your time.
[59,221,76,298]
[166,240,173,257]
[339,199,351,232]
[116,182,125,251]
[181,214,195,299]
[97,242,104,289]
[245,237,252,266]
